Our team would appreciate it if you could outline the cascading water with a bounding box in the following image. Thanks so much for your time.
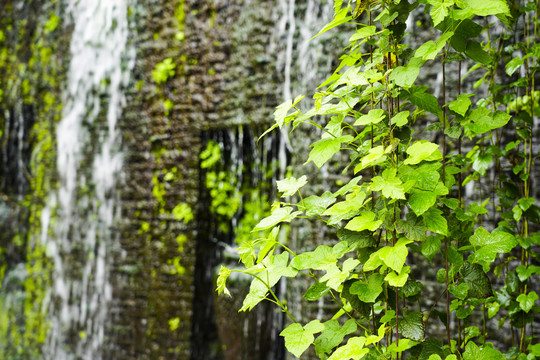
[42,0,134,358]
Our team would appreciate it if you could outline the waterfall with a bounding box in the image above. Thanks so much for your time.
[42,0,134,358]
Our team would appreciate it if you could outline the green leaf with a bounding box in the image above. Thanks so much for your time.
[321,258,360,290]
[349,25,377,42]
[463,342,505,360]
[277,175,308,197]
[335,176,363,197]
[356,145,387,172]
[327,336,369,360]
[458,0,510,17]
[350,273,385,303]
[390,65,420,89]
[464,40,491,65]
[421,235,441,261]
[409,189,437,216]
[291,245,337,270]
[398,212,427,241]
[464,108,511,137]
[337,229,376,249]
[324,191,367,217]
[469,227,517,264]
[404,140,441,165]
[459,262,493,299]
[345,211,383,232]
[280,320,325,358]
[385,266,411,287]
[304,281,331,301]
[517,291,538,313]
[301,191,337,216]
[449,283,469,300]
[253,206,300,231]
[313,8,353,39]
[216,266,231,296]
[308,135,354,168]
[395,311,424,341]
[315,319,357,358]
[354,108,386,126]
[427,0,454,26]
[366,238,412,273]
[371,168,406,200]
[392,110,409,127]
[422,208,448,235]
[516,264,540,282]
[448,93,473,116]
[241,253,298,311]
[274,95,303,127]
[505,57,523,76]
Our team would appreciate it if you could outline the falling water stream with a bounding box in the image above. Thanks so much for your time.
[42,0,134,358]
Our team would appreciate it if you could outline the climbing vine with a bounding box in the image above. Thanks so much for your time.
[218,0,540,359]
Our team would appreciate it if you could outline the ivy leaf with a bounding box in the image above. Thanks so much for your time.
[291,245,337,270]
[241,253,298,311]
[216,266,232,296]
[422,208,447,235]
[517,291,538,313]
[516,264,540,282]
[301,191,337,216]
[350,273,385,303]
[253,206,300,231]
[404,140,441,165]
[354,108,386,126]
[469,227,517,264]
[327,336,369,360]
[448,94,473,116]
[390,65,420,88]
[304,281,331,301]
[393,311,424,341]
[321,258,360,290]
[280,320,325,358]
[277,175,308,197]
[449,283,469,300]
[409,189,437,216]
[315,319,357,358]
[366,238,412,273]
[308,135,354,168]
[371,168,406,200]
[345,211,383,232]
[459,262,493,299]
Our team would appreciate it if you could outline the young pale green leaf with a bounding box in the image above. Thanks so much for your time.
[404,140,441,165]
[385,266,411,287]
[321,258,360,290]
[308,135,354,168]
[516,264,540,282]
[324,190,366,217]
[314,319,357,358]
[516,291,538,313]
[422,208,447,235]
[216,266,232,296]
[505,57,523,76]
[395,311,424,341]
[356,145,386,172]
[459,263,493,299]
[327,336,368,360]
[277,175,308,197]
[253,206,300,231]
[392,110,409,127]
[345,211,383,232]
[458,0,510,17]
[350,273,385,303]
[291,245,337,270]
[301,191,337,216]
[334,176,363,197]
[241,253,298,311]
[349,25,377,42]
[354,108,386,126]
[408,189,437,216]
[427,0,454,26]
[469,227,517,264]
[365,238,412,273]
[280,320,325,358]
[448,93,473,116]
[371,168,406,200]
[274,95,304,128]
[390,65,420,89]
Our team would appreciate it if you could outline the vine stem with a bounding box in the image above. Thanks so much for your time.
[442,49,451,347]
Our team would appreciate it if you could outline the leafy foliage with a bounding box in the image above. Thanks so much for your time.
[217,1,540,359]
